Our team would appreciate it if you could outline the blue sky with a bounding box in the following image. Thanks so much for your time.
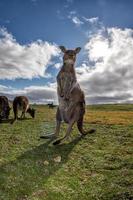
[0,0,133,104]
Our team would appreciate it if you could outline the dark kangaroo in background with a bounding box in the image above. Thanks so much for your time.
[41,46,95,144]
[11,96,35,124]
[0,96,11,120]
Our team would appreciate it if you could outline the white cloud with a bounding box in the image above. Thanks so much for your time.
[54,62,62,69]
[0,84,57,104]
[83,17,99,24]
[0,28,60,80]
[71,16,84,26]
[1,23,133,105]
[69,10,76,15]
[78,27,133,104]
[0,84,11,92]
[85,33,109,62]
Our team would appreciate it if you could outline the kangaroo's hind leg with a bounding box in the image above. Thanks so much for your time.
[77,114,85,135]
[20,111,25,119]
[53,106,79,145]
[53,119,75,145]
[11,104,18,124]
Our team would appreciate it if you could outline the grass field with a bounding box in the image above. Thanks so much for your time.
[0,104,133,200]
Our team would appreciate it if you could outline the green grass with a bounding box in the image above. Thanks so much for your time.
[87,104,133,111]
[0,105,133,200]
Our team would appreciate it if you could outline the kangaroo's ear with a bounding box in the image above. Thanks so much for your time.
[59,46,66,53]
[75,47,81,54]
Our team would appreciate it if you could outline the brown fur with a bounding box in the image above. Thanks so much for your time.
[0,96,11,120]
[40,46,95,144]
[11,96,35,124]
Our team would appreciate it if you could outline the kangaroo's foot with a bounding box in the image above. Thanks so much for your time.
[79,129,96,137]
[82,128,96,136]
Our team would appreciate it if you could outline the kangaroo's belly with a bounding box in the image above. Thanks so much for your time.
[17,104,29,111]
[58,98,70,123]
[58,81,85,123]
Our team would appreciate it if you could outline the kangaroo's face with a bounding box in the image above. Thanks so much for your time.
[59,46,81,65]
[30,108,35,118]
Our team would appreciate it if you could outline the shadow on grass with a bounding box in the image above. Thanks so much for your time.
[0,119,13,123]
[0,118,33,124]
[0,136,82,200]
[17,117,33,121]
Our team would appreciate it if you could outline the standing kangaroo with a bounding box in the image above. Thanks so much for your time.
[41,46,95,144]
[11,96,35,124]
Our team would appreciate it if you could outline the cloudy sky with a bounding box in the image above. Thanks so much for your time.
[0,0,133,104]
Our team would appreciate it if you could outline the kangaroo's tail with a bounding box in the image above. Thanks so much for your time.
[77,101,96,135]
[77,116,96,135]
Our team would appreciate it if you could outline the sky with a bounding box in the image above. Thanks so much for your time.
[0,0,133,104]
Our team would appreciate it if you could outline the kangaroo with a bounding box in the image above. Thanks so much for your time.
[11,96,35,124]
[47,103,56,109]
[0,96,11,120]
[41,46,95,144]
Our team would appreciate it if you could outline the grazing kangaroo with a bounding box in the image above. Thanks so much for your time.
[11,96,35,124]
[0,96,11,120]
[47,103,56,109]
[41,46,95,144]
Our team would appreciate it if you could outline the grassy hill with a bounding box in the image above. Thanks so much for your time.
[0,104,133,200]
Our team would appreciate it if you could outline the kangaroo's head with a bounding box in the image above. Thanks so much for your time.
[27,107,36,118]
[59,46,81,65]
